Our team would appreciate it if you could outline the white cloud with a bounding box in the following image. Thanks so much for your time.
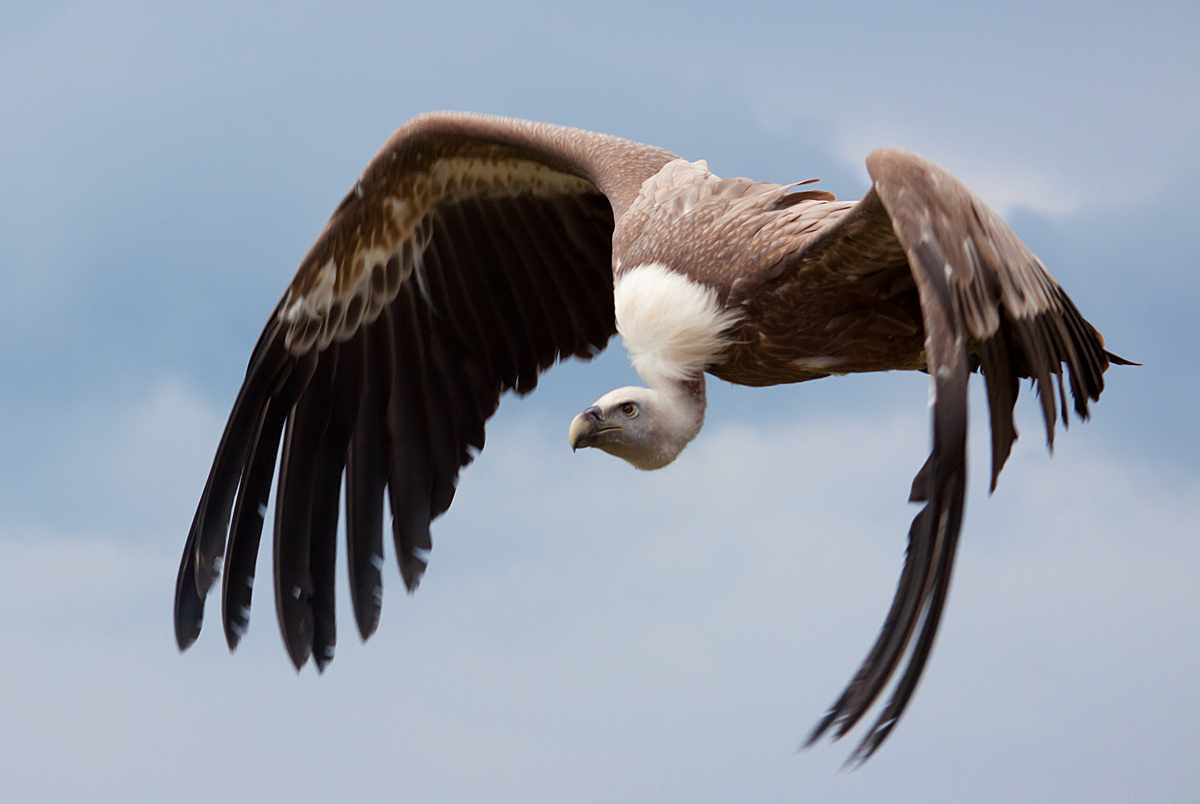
[736,3,1200,217]
[1,377,224,541]
[1,393,1195,802]
[833,125,1087,217]
[97,378,225,529]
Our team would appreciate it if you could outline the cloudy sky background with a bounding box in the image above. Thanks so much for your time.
[1,1,1197,801]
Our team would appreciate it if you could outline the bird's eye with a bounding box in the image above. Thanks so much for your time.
[619,402,638,417]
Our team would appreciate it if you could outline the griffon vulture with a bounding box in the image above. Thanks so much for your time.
[174,112,1129,760]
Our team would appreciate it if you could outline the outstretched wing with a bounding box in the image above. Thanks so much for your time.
[800,148,1124,760]
[174,113,677,669]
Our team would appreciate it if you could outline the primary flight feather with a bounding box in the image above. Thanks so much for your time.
[175,112,1128,760]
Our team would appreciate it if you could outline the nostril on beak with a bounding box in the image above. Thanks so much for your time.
[584,406,603,420]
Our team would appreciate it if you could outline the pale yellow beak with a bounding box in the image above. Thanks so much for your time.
[568,406,609,450]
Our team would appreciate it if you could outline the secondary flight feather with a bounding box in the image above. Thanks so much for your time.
[174,112,1130,761]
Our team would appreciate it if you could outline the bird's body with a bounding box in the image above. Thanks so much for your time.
[614,166,927,387]
[175,112,1128,761]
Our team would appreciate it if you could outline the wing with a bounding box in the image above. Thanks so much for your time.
[798,148,1125,761]
[174,113,677,669]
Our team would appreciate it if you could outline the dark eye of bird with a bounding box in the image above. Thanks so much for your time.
[620,402,637,417]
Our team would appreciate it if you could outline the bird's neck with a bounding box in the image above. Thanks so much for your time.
[674,374,707,415]
[655,375,708,456]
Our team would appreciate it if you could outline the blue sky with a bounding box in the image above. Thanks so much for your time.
[1,1,1197,801]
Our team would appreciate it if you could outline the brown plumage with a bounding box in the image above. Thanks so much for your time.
[175,112,1129,761]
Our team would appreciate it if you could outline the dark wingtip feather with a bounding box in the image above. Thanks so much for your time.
[400,551,428,593]
[347,320,392,642]
[274,414,317,672]
[908,453,933,502]
[220,400,284,652]
[1105,351,1139,366]
[313,642,335,673]
[279,590,314,670]
[803,700,845,750]
[174,534,205,651]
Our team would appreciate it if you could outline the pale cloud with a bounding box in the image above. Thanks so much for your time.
[833,126,1087,217]
[3,386,1192,802]
[2,378,224,540]
[736,3,1200,217]
[96,378,224,529]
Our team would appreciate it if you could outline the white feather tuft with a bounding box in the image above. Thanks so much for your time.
[614,263,740,391]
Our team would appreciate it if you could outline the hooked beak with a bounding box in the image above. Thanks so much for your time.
[568,406,617,450]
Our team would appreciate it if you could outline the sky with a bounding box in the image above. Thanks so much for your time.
[0,1,1197,801]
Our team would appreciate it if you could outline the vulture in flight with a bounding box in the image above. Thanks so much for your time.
[174,112,1128,761]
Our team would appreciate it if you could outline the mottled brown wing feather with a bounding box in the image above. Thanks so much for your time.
[803,148,1118,761]
[174,113,676,667]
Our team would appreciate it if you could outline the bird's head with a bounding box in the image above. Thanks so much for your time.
[567,385,705,471]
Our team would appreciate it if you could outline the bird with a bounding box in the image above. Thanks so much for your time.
[174,111,1130,761]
